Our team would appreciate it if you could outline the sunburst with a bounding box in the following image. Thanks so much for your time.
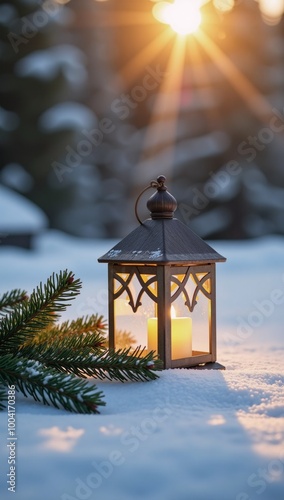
[87,0,281,180]
[152,0,203,35]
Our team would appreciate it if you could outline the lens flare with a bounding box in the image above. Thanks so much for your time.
[258,0,284,25]
[153,0,202,35]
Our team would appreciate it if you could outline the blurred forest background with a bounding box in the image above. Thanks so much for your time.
[0,0,284,241]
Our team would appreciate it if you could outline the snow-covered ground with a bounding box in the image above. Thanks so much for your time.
[0,231,284,500]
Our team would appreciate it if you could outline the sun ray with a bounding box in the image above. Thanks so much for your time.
[118,28,175,86]
[187,36,226,131]
[149,35,187,119]
[196,29,275,124]
[135,34,187,182]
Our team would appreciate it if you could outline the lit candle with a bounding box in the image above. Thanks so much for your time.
[171,306,192,359]
[147,306,192,360]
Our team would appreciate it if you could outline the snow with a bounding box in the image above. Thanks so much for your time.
[0,163,34,193]
[0,185,48,232]
[15,45,87,87]
[0,230,284,500]
[39,102,97,132]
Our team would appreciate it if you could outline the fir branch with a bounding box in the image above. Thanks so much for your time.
[84,347,163,382]
[0,354,105,414]
[30,314,107,346]
[0,384,6,410]
[0,270,81,354]
[0,270,162,413]
[21,337,162,382]
[0,289,28,316]
[20,332,106,363]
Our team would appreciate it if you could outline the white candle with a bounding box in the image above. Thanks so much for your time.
[171,315,192,359]
[147,307,192,359]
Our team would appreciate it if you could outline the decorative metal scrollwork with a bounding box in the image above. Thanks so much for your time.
[113,267,212,314]
[170,268,191,306]
[171,270,212,313]
[113,267,157,313]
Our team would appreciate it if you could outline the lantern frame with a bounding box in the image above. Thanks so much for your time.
[98,175,226,369]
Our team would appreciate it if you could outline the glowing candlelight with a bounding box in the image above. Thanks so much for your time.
[147,306,192,359]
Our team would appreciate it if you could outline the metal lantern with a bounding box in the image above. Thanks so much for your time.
[98,175,226,369]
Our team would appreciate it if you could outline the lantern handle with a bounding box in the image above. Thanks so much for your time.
[135,179,160,225]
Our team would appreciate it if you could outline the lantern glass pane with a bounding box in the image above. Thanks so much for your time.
[113,270,157,351]
[171,268,212,358]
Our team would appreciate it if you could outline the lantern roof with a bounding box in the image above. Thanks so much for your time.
[98,176,226,265]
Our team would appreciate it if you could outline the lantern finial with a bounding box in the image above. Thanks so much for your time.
[147,175,177,220]
[156,175,167,190]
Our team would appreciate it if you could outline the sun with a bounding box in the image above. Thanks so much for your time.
[152,0,203,35]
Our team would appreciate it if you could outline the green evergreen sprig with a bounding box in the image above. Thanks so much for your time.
[0,270,161,414]
[0,289,28,316]
[0,384,6,410]
[0,270,81,354]
[30,314,107,346]
[0,354,104,414]
[20,338,161,382]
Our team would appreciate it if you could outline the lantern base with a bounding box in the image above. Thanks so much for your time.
[189,362,226,370]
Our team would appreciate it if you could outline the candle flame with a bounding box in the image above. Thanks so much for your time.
[171,305,176,318]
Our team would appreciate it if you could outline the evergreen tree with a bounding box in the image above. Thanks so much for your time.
[0,1,93,234]
[0,270,161,414]
[2,0,283,239]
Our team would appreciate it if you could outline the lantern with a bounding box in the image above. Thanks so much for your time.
[98,175,226,369]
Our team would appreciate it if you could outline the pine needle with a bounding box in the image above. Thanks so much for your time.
[30,314,107,345]
[0,384,6,410]
[21,339,162,382]
[0,270,161,414]
[0,354,105,414]
[0,270,81,354]
[0,289,28,316]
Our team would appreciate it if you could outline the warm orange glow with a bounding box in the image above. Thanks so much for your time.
[97,0,284,185]
[38,426,85,452]
[213,0,235,12]
[153,0,202,35]
[196,29,274,124]
[147,305,192,359]
[118,28,174,86]
[131,1,283,187]
[171,307,192,359]
[134,34,187,181]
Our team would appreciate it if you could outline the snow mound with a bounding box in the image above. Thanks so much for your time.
[0,233,283,500]
[15,44,87,87]
[39,102,97,132]
[0,185,48,232]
